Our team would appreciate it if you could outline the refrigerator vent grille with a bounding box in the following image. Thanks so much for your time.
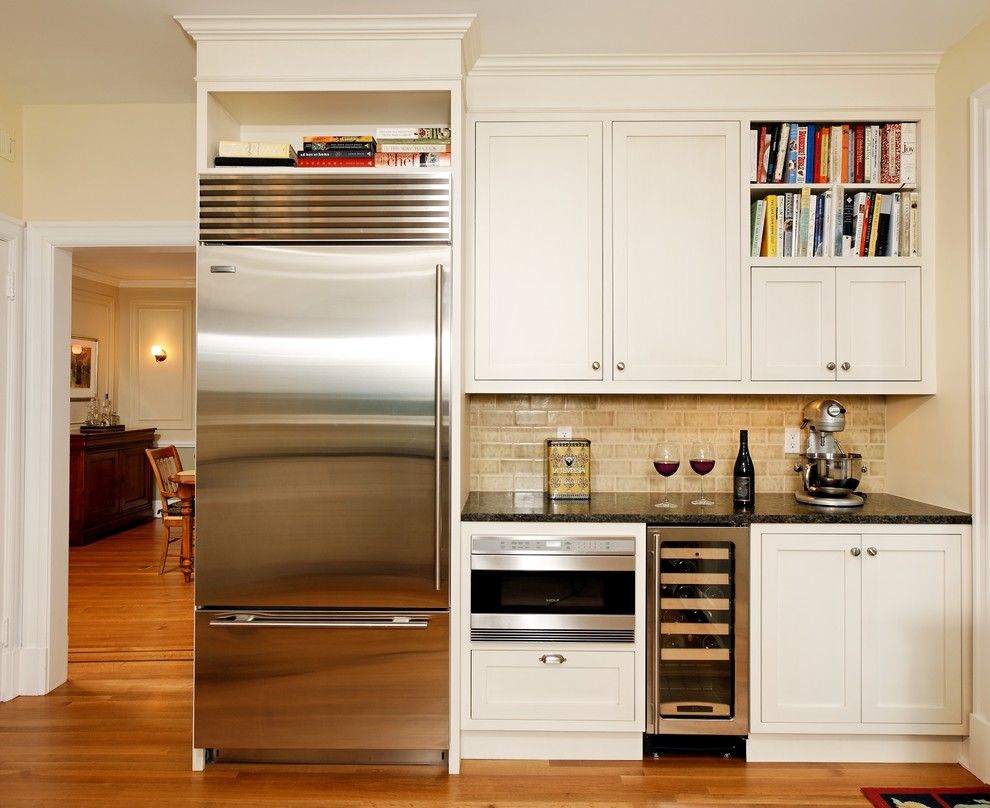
[471,628,635,643]
[199,173,451,244]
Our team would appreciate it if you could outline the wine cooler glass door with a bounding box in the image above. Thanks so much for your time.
[647,527,749,735]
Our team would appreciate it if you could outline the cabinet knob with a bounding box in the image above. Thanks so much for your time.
[850,547,861,557]
[826,362,836,371]
[867,546,878,557]
[616,362,625,371]
[841,362,851,371]
[592,361,601,370]
[539,654,567,665]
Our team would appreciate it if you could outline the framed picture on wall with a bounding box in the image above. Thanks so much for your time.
[70,337,99,400]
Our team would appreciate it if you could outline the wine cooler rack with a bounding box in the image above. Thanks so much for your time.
[647,527,749,736]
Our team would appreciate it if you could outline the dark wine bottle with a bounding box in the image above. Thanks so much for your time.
[733,429,755,506]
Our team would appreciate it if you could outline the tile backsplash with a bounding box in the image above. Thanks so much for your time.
[469,395,885,495]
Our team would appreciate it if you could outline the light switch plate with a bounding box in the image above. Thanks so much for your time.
[0,129,14,162]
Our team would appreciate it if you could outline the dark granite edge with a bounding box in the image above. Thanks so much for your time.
[461,491,972,526]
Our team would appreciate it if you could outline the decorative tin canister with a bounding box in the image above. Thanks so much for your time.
[545,438,592,500]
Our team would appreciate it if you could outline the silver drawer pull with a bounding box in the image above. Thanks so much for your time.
[539,654,567,665]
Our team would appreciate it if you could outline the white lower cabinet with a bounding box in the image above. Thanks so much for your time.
[752,524,969,739]
[471,649,636,722]
[460,522,646,760]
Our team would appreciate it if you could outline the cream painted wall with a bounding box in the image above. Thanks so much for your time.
[69,276,118,426]
[0,92,22,219]
[116,286,195,446]
[886,15,990,512]
[21,104,195,221]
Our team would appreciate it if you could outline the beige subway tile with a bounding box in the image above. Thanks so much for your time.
[648,410,685,427]
[512,442,543,458]
[565,395,599,410]
[470,395,497,410]
[475,442,514,459]
[474,458,500,474]
[547,409,580,426]
[513,475,544,492]
[478,474,513,491]
[529,395,561,411]
[684,412,718,428]
[477,410,515,426]
[583,410,615,427]
[515,410,549,426]
[472,428,501,443]
[597,459,633,475]
[494,395,530,411]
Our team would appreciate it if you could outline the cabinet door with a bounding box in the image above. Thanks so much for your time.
[474,122,604,381]
[751,268,836,381]
[471,648,635,722]
[860,533,963,725]
[612,121,741,380]
[835,267,921,381]
[118,444,152,513]
[85,449,120,521]
[760,533,861,723]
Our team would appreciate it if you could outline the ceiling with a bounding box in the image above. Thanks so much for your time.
[1,1,989,105]
[72,247,195,282]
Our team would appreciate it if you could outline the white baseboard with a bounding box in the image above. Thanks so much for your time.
[461,730,642,760]
[0,646,18,701]
[747,733,965,763]
[16,646,49,696]
[963,714,990,783]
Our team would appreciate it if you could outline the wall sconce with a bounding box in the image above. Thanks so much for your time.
[71,344,83,355]
[150,344,168,363]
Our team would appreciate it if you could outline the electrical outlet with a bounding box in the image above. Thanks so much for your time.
[556,426,573,440]
[784,428,802,454]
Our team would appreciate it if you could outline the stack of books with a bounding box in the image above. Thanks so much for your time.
[214,140,296,167]
[374,127,451,167]
[751,189,919,257]
[296,136,376,167]
[750,122,917,185]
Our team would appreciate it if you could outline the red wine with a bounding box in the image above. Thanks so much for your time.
[733,429,755,505]
[653,460,680,477]
[689,458,715,475]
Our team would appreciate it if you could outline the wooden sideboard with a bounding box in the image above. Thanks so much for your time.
[69,428,157,546]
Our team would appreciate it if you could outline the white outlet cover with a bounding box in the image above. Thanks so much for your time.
[784,428,802,454]
[557,426,573,440]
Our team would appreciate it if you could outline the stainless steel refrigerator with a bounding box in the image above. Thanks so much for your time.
[193,175,451,761]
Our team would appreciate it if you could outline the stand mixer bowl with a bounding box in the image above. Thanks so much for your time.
[801,453,864,497]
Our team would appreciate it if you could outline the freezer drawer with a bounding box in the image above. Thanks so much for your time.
[194,610,449,753]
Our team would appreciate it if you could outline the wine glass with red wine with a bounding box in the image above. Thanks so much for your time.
[652,442,680,509]
[690,441,716,506]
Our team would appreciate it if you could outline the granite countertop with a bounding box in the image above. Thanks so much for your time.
[462,491,972,525]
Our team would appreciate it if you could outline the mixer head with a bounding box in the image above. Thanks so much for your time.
[800,398,846,434]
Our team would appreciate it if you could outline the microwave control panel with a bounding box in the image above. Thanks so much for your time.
[471,536,635,555]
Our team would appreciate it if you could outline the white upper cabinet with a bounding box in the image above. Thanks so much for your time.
[473,121,604,381]
[752,266,920,382]
[612,121,741,381]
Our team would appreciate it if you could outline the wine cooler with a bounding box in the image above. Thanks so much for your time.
[646,526,748,735]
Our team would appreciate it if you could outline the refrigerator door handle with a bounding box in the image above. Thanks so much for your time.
[435,263,444,592]
[209,614,431,629]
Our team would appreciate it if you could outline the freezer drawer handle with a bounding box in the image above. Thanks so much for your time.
[209,615,430,629]
[209,265,236,273]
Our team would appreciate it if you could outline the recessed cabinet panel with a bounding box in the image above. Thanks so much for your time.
[474,122,604,381]
[836,267,921,381]
[861,534,962,725]
[751,269,835,381]
[760,534,861,724]
[471,648,635,722]
[613,122,741,381]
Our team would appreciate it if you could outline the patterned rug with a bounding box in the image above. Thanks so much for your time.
[862,787,990,807]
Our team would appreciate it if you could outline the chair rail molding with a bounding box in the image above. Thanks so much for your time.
[0,213,24,702]
[18,221,195,697]
[966,82,990,784]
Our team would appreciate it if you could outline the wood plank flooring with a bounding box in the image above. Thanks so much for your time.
[0,521,982,805]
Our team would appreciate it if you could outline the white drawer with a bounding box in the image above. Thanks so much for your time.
[471,649,635,722]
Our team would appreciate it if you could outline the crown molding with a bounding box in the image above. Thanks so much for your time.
[469,52,943,77]
[175,14,478,42]
[72,266,194,289]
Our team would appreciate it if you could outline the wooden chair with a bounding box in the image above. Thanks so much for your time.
[145,446,189,574]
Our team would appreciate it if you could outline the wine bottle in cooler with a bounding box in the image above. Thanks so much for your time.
[733,429,755,506]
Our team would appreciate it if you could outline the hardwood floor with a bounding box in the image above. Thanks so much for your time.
[0,521,982,806]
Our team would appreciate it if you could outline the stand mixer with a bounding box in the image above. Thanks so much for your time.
[793,399,867,507]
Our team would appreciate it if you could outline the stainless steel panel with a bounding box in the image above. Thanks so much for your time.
[196,244,450,608]
[471,613,634,632]
[471,555,635,572]
[646,526,749,736]
[194,610,449,752]
[471,535,636,555]
[199,173,451,243]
